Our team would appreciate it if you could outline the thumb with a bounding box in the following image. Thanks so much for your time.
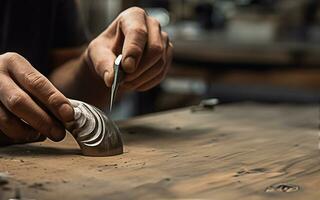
[86,42,117,87]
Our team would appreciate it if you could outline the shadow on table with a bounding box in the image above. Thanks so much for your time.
[121,125,214,147]
[0,125,214,156]
[0,144,81,157]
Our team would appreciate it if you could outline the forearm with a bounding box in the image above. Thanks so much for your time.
[49,54,110,110]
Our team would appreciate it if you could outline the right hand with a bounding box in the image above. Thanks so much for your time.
[0,53,74,145]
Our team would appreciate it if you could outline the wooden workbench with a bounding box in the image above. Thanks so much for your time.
[0,103,319,200]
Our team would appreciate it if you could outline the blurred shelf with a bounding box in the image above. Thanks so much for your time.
[169,24,320,67]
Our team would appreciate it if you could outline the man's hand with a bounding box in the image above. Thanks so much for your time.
[84,7,173,92]
[0,53,74,145]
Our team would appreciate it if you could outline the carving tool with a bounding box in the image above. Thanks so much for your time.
[109,54,124,112]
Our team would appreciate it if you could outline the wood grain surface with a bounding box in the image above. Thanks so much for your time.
[0,103,319,200]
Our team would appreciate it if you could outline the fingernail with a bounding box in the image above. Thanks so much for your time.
[50,127,66,142]
[59,103,74,122]
[123,57,136,73]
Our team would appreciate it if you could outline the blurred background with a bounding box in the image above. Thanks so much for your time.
[78,0,320,119]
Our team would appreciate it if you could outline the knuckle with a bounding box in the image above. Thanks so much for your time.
[1,52,21,66]
[25,71,47,90]
[120,7,146,21]
[47,92,63,108]
[149,43,164,55]
[129,7,146,15]
[130,27,148,38]
[128,42,144,56]
[6,93,25,112]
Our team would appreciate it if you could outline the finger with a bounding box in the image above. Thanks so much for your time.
[0,130,46,146]
[161,31,170,54]
[135,70,165,92]
[0,73,66,141]
[87,41,117,87]
[120,8,148,73]
[123,34,171,91]
[0,103,40,142]
[0,131,16,146]
[128,33,170,90]
[163,42,173,75]
[0,131,46,146]
[124,17,164,82]
[4,53,74,123]
[137,42,173,91]
[122,59,164,90]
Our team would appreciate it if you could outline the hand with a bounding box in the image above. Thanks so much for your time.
[84,7,173,92]
[0,53,74,145]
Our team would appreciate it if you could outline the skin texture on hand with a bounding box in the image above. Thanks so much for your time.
[50,7,173,110]
[0,53,74,144]
[84,7,173,92]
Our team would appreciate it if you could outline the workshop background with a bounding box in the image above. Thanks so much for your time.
[79,0,320,119]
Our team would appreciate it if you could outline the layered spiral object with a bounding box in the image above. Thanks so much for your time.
[66,99,124,156]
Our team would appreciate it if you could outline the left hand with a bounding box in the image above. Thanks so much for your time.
[84,7,173,92]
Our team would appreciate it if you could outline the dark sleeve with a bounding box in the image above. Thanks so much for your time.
[52,0,89,49]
